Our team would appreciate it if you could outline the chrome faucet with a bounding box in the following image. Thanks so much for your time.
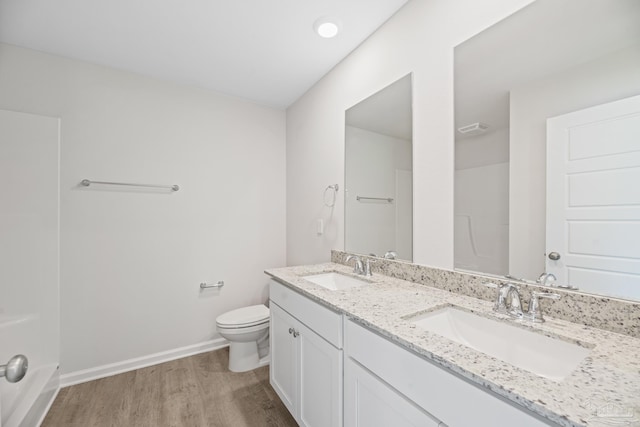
[536,272,557,286]
[384,251,397,260]
[493,283,523,318]
[537,272,578,290]
[345,255,376,276]
[490,282,561,323]
[345,255,364,275]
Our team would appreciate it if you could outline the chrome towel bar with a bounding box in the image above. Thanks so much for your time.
[81,179,179,191]
[356,196,394,203]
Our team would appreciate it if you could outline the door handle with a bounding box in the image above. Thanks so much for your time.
[548,252,561,261]
[1,354,28,383]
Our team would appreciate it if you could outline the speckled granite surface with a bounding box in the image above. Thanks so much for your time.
[331,250,640,339]
[265,262,640,427]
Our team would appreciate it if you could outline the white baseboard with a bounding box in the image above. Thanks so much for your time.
[60,338,228,388]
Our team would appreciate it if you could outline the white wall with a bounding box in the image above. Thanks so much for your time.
[509,44,640,280]
[0,43,286,375]
[455,127,509,170]
[345,126,412,259]
[286,0,534,267]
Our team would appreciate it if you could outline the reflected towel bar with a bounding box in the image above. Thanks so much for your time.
[81,179,179,191]
[356,196,394,203]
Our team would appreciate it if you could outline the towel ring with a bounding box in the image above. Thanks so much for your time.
[324,184,339,207]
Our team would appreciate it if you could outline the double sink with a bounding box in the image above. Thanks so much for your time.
[302,271,591,381]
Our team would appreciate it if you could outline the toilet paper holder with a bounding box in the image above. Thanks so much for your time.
[200,280,225,289]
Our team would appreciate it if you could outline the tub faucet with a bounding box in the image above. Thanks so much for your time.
[345,255,364,275]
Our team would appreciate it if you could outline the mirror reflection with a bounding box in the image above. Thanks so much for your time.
[454,0,640,300]
[345,74,413,261]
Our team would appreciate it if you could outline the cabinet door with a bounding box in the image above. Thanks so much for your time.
[298,321,342,427]
[344,358,442,427]
[270,303,298,418]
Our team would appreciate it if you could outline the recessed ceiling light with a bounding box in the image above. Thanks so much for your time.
[314,17,341,38]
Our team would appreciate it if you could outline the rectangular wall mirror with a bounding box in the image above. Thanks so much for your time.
[345,74,413,261]
[454,0,640,300]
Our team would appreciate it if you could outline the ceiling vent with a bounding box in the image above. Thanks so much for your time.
[457,122,489,135]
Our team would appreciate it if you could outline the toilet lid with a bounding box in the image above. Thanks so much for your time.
[216,304,269,327]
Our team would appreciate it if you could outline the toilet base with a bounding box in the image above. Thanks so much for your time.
[228,341,270,372]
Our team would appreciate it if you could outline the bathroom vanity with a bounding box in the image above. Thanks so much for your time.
[269,280,343,427]
[266,261,640,427]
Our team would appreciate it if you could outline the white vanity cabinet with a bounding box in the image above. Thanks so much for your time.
[345,357,443,427]
[344,320,554,427]
[269,280,343,427]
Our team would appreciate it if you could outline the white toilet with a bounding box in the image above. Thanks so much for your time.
[216,304,270,372]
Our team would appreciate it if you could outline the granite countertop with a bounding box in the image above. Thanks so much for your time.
[265,263,640,427]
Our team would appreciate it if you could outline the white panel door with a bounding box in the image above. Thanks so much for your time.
[269,303,298,419]
[547,94,640,299]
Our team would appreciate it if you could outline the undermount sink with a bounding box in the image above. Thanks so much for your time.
[302,272,370,291]
[407,306,591,381]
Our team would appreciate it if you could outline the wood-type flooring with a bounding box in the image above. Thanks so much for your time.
[42,348,297,427]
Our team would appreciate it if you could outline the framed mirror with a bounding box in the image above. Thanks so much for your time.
[345,74,413,261]
[454,0,640,300]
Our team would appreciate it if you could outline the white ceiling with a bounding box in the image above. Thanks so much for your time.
[0,0,408,108]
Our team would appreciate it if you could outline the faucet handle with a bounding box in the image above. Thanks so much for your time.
[363,258,377,276]
[532,290,561,299]
[482,282,499,289]
[526,291,561,323]
[531,291,561,306]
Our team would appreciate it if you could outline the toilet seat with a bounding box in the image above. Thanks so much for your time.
[216,304,269,329]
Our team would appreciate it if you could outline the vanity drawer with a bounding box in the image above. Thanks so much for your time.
[269,279,342,348]
[345,320,552,426]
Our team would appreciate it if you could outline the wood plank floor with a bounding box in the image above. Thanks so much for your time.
[42,348,298,427]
